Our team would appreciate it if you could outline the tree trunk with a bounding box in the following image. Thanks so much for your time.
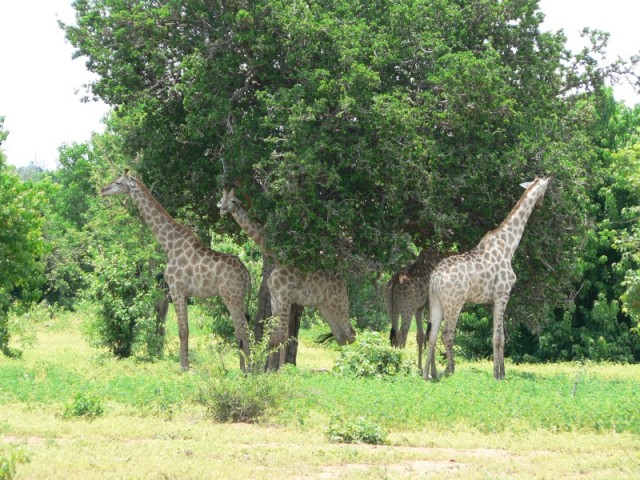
[254,256,274,344]
[286,304,304,365]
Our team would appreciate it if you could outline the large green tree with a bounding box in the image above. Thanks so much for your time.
[63,0,639,343]
[0,117,46,354]
[39,142,104,309]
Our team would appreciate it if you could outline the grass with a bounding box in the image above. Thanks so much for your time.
[1,303,640,478]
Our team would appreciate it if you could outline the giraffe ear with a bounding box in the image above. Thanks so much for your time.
[229,188,236,197]
[519,181,533,189]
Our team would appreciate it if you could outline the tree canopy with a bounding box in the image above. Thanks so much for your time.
[60,0,640,353]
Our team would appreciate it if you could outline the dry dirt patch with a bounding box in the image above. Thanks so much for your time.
[296,444,517,478]
[2,435,49,446]
[317,458,462,477]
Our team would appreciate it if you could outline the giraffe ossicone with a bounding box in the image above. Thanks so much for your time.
[101,172,253,372]
[218,187,355,370]
[423,176,551,381]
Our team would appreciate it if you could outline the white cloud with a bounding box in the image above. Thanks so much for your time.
[0,1,109,169]
[539,0,640,105]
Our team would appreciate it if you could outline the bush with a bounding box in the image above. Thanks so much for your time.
[86,236,165,359]
[62,392,105,420]
[197,327,287,423]
[456,308,493,360]
[0,447,29,480]
[196,367,285,423]
[327,416,388,445]
[333,331,414,377]
[0,162,46,355]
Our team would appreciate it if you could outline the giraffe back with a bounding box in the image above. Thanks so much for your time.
[268,266,346,308]
[429,240,515,306]
[166,237,251,301]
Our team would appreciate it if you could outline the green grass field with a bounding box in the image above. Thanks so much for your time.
[1,304,639,479]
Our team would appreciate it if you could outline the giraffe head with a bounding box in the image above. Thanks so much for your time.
[519,176,551,206]
[101,170,139,197]
[217,188,240,216]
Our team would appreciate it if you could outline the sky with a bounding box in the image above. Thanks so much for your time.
[0,1,639,170]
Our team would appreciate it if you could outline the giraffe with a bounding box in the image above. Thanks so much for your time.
[423,176,551,381]
[101,172,252,372]
[217,188,356,370]
[385,248,440,370]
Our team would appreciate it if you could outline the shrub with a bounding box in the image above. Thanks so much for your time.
[62,392,105,420]
[86,240,165,359]
[0,447,29,480]
[197,327,287,423]
[456,308,493,360]
[327,416,388,445]
[0,159,46,355]
[197,368,285,423]
[333,331,414,377]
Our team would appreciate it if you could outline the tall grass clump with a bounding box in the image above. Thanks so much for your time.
[0,446,29,480]
[197,368,286,423]
[196,324,289,423]
[327,415,389,445]
[333,331,415,377]
[61,392,105,420]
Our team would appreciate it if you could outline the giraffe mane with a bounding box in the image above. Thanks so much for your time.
[131,176,208,247]
[484,177,543,238]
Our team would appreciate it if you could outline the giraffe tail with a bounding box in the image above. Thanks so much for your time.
[386,280,399,346]
[244,270,252,327]
[389,326,397,345]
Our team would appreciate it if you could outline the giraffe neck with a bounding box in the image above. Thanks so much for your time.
[482,180,545,259]
[128,180,189,254]
[405,249,440,280]
[230,202,273,257]
[415,250,440,277]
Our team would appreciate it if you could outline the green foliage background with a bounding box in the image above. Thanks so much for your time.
[0,0,639,363]
[0,117,46,354]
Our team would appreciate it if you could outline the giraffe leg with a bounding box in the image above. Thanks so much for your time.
[266,324,280,371]
[492,295,510,380]
[219,286,251,372]
[423,297,443,381]
[398,311,411,348]
[442,304,463,376]
[229,307,251,373]
[415,308,425,371]
[172,294,189,371]
[267,297,289,371]
[270,315,288,371]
